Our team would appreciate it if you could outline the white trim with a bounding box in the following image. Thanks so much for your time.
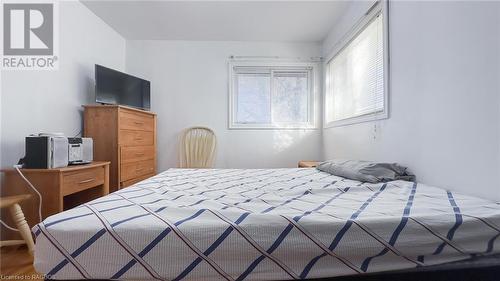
[229,55,323,62]
[228,60,319,130]
[323,0,390,129]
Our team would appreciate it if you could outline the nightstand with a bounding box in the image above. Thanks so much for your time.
[298,161,320,168]
[1,161,109,240]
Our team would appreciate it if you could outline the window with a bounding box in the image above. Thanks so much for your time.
[229,62,316,129]
[324,1,388,127]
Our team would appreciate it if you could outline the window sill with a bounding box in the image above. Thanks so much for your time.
[229,124,318,130]
[324,110,388,128]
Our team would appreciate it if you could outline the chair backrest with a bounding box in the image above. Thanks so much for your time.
[179,127,217,168]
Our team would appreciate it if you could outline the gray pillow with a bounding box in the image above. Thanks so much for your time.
[316,159,415,183]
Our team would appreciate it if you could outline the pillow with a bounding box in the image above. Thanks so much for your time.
[316,159,415,183]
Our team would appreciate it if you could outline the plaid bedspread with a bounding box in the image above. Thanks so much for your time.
[33,168,500,280]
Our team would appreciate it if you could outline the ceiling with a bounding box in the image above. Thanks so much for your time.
[81,1,351,42]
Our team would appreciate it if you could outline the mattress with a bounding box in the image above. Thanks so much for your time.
[33,168,500,280]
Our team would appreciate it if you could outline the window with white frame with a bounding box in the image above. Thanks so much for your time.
[229,62,316,129]
[324,1,388,127]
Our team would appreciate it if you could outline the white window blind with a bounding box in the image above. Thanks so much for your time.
[325,11,386,125]
[230,64,315,129]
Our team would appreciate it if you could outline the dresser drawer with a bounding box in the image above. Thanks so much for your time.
[62,167,104,196]
[121,172,155,188]
[120,130,154,146]
[120,160,155,182]
[121,146,155,164]
[119,111,154,132]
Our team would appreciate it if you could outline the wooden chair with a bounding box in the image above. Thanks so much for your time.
[179,127,217,168]
[0,194,35,256]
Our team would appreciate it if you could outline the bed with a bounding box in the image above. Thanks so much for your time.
[32,168,500,280]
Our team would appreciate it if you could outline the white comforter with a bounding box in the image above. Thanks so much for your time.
[33,168,500,280]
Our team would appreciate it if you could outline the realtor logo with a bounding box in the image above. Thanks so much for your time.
[4,3,53,55]
[1,1,58,70]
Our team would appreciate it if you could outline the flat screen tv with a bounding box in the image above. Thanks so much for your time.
[95,64,150,110]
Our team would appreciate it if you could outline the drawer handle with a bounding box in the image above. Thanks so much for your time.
[134,121,144,125]
[79,179,95,184]
[134,137,143,141]
[135,153,145,156]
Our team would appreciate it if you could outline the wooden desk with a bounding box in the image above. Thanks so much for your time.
[1,162,109,240]
[298,160,319,168]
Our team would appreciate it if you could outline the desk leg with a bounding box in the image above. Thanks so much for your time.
[103,165,109,196]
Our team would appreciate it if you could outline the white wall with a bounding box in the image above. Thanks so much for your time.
[0,1,126,169]
[126,40,323,171]
[4,0,497,202]
[321,1,500,200]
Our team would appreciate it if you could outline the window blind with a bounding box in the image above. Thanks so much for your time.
[326,13,384,123]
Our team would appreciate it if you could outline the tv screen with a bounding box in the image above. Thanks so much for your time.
[95,64,150,110]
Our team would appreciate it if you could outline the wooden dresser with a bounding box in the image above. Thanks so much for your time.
[83,105,157,192]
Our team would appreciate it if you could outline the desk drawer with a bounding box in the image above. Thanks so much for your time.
[121,146,155,164]
[62,167,104,196]
[120,160,155,182]
[119,111,154,132]
[120,130,154,146]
